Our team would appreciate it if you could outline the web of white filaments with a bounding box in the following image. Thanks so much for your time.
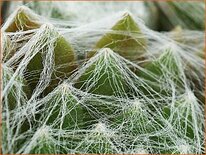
[1,5,205,154]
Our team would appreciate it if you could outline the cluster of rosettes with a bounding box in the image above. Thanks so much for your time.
[2,4,205,154]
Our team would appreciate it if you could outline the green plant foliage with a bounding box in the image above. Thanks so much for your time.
[3,6,41,32]
[88,13,147,61]
[26,26,77,94]
[74,48,132,97]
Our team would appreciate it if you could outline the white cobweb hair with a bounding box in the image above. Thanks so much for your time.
[2,5,205,154]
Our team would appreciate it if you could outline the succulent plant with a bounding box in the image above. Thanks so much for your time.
[2,3,204,155]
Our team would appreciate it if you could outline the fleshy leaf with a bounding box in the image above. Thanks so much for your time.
[3,6,42,32]
[26,24,77,94]
[38,83,85,130]
[75,122,116,153]
[88,13,147,61]
[137,48,184,96]
[74,48,134,97]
